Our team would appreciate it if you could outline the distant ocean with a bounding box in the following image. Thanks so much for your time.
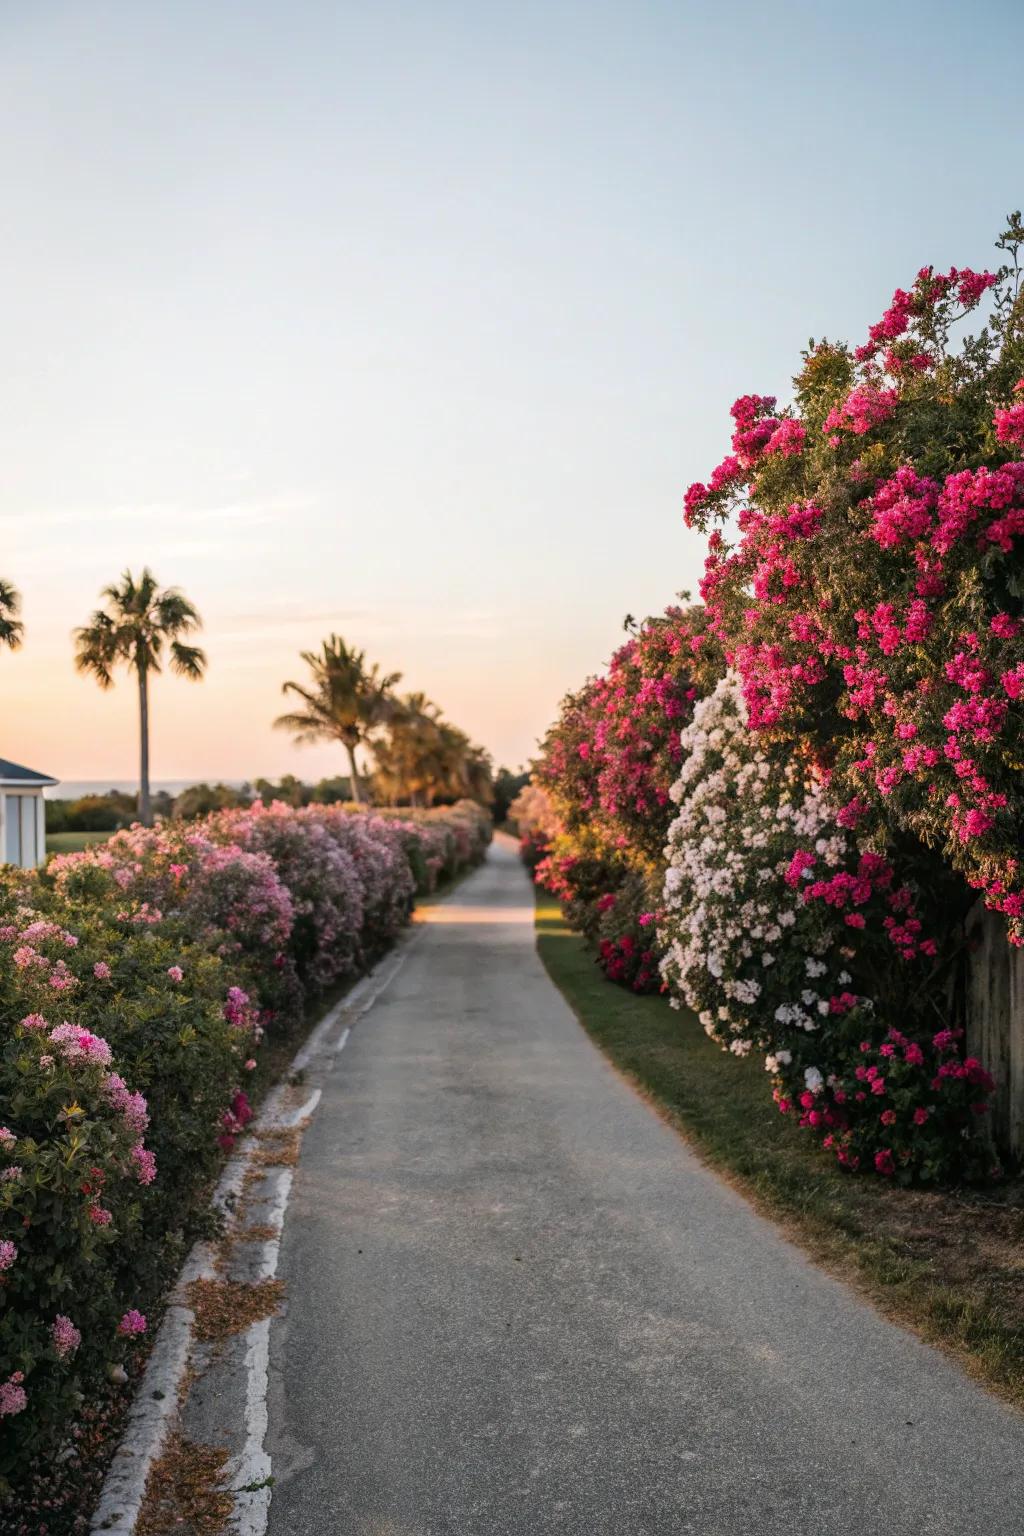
[47,779,250,800]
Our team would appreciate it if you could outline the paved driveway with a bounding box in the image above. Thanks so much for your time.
[265,839,1024,1535]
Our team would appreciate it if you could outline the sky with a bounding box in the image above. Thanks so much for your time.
[1,0,1022,787]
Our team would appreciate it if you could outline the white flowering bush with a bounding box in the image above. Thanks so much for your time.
[658,674,995,1183]
[659,673,846,1061]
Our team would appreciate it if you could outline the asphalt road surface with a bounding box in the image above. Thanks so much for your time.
[265,837,1024,1535]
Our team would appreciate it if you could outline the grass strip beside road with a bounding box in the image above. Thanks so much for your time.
[535,887,1024,1410]
[46,829,114,854]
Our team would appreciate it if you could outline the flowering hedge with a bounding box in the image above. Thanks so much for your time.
[529,222,1022,1181]
[536,605,722,859]
[508,783,559,872]
[686,214,1024,941]
[531,605,723,991]
[0,799,489,1501]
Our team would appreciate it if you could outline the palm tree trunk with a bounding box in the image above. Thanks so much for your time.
[138,664,152,826]
[345,742,363,804]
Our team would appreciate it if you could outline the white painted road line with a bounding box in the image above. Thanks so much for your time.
[287,995,348,1076]
[277,1090,321,1128]
[229,1319,274,1536]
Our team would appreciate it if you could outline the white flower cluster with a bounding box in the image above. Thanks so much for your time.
[657,673,862,1079]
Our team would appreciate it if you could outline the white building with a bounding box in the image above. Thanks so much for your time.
[0,758,57,868]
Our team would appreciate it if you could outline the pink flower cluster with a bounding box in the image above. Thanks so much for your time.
[854,264,997,363]
[218,1088,254,1152]
[49,1022,113,1067]
[131,1144,157,1186]
[994,381,1024,448]
[104,1074,150,1135]
[786,1025,995,1180]
[0,1372,26,1417]
[597,931,660,993]
[50,1314,81,1360]
[223,985,256,1030]
[823,384,898,442]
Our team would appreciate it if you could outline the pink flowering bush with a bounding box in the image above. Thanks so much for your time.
[210,801,365,987]
[1,799,487,1503]
[537,605,723,859]
[51,821,302,1028]
[51,920,247,1237]
[595,870,663,994]
[685,214,1024,943]
[370,802,492,891]
[534,827,627,945]
[801,1024,996,1183]
[0,974,153,1483]
[530,607,724,989]
[315,809,415,959]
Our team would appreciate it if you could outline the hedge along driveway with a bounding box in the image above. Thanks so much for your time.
[0,800,492,1528]
[535,887,1024,1411]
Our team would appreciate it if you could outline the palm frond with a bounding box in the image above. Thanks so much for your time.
[169,641,207,680]
[272,709,334,745]
[0,578,24,651]
[280,679,322,706]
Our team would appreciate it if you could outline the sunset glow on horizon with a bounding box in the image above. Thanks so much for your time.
[3,0,1021,786]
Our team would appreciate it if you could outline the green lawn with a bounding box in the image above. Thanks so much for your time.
[535,887,1024,1409]
[46,830,114,855]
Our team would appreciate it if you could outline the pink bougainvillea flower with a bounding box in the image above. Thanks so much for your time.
[49,1022,112,1066]
[0,1373,27,1417]
[51,1314,82,1360]
[131,1143,157,1186]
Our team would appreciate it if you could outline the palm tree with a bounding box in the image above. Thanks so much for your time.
[0,579,24,651]
[373,696,494,807]
[373,692,444,806]
[429,722,493,807]
[74,569,206,826]
[274,635,401,804]
[460,742,495,806]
